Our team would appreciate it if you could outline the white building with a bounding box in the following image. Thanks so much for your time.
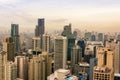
[42,34,50,53]
[47,69,78,80]
[32,37,41,51]
[85,41,103,55]
[54,36,67,70]
[4,62,17,80]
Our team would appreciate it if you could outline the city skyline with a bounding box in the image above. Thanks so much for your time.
[0,0,120,33]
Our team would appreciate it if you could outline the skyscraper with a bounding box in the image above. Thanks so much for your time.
[28,52,53,80]
[11,24,20,54]
[91,34,96,41]
[93,47,114,80]
[105,40,120,74]
[3,37,15,61]
[35,18,45,37]
[98,33,104,42]
[67,38,75,60]
[32,37,41,51]
[84,32,91,41]
[89,58,98,80]
[15,56,28,80]
[71,45,82,66]
[77,39,85,57]
[28,55,46,80]
[42,34,50,53]
[35,18,45,49]
[0,51,7,80]
[61,24,75,61]
[61,23,73,38]
[54,36,67,70]
[4,62,17,80]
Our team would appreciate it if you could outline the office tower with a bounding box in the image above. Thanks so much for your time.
[35,18,45,37]
[35,25,39,37]
[40,52,53,78]
[73,30,77,38]
[28,54,46,80]
[35,18,45,50]
[61,24,75,60]
[38,18,45,37]
[84,32,91,41]
[61,23,73,38]
[15,56,28,80]
[91,34,96,41]
[117,34,120,41]
[89,58,98,80]
[54,36,67,70]
[42,34,50,53]
[77,39,85,57]
[3,37,14,61]
[4,62,17,80]
[11,24,20,54]
[104,34,109,42]
[71,45,82,66]
[0,51,7,80]
[85,41,103,56]
[105,40,120,74]
[32,37,41,51]
[98,33,104,42]
[93,47,114,80]
[67,38,75,61]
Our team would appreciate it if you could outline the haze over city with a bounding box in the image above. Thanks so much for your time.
[0,0,120,33]
[1,0,120,80]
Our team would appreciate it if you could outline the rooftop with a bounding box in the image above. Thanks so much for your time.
[94,66,112,73]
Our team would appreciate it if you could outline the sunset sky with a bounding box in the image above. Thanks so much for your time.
[0,0,120,33]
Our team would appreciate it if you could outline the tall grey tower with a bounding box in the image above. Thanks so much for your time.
[35,18,45,49]
[35,18,45,37]
[11,24,20,54]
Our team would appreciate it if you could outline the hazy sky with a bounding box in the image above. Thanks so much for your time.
[0,0,120,33]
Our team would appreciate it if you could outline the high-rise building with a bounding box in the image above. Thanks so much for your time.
[93,47,114,80]
[28,54,46,80]
[91,34,96,41]
[15,56,28,80]
[77,39,85,57]
[11,24,20,54]
[61,23,73,38]
[89,58,98,80]
[61,24,75,61]
[32,37,41,51]
[0,51,7,80]
[35,18,45,49]
[54,36,67,70]
[4,62,17,80]
[71,45,82,66]
[85,41,103,56]
[98,33,104,42]
[105,40,120,74]
[84,32,91,41]
[42,34,50,53]
[38,18,45,36]
[117,34,120,41]
[28,52,53,79]
[67,38,75,61]
[3,37,15,61]
[35,18,45,37]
